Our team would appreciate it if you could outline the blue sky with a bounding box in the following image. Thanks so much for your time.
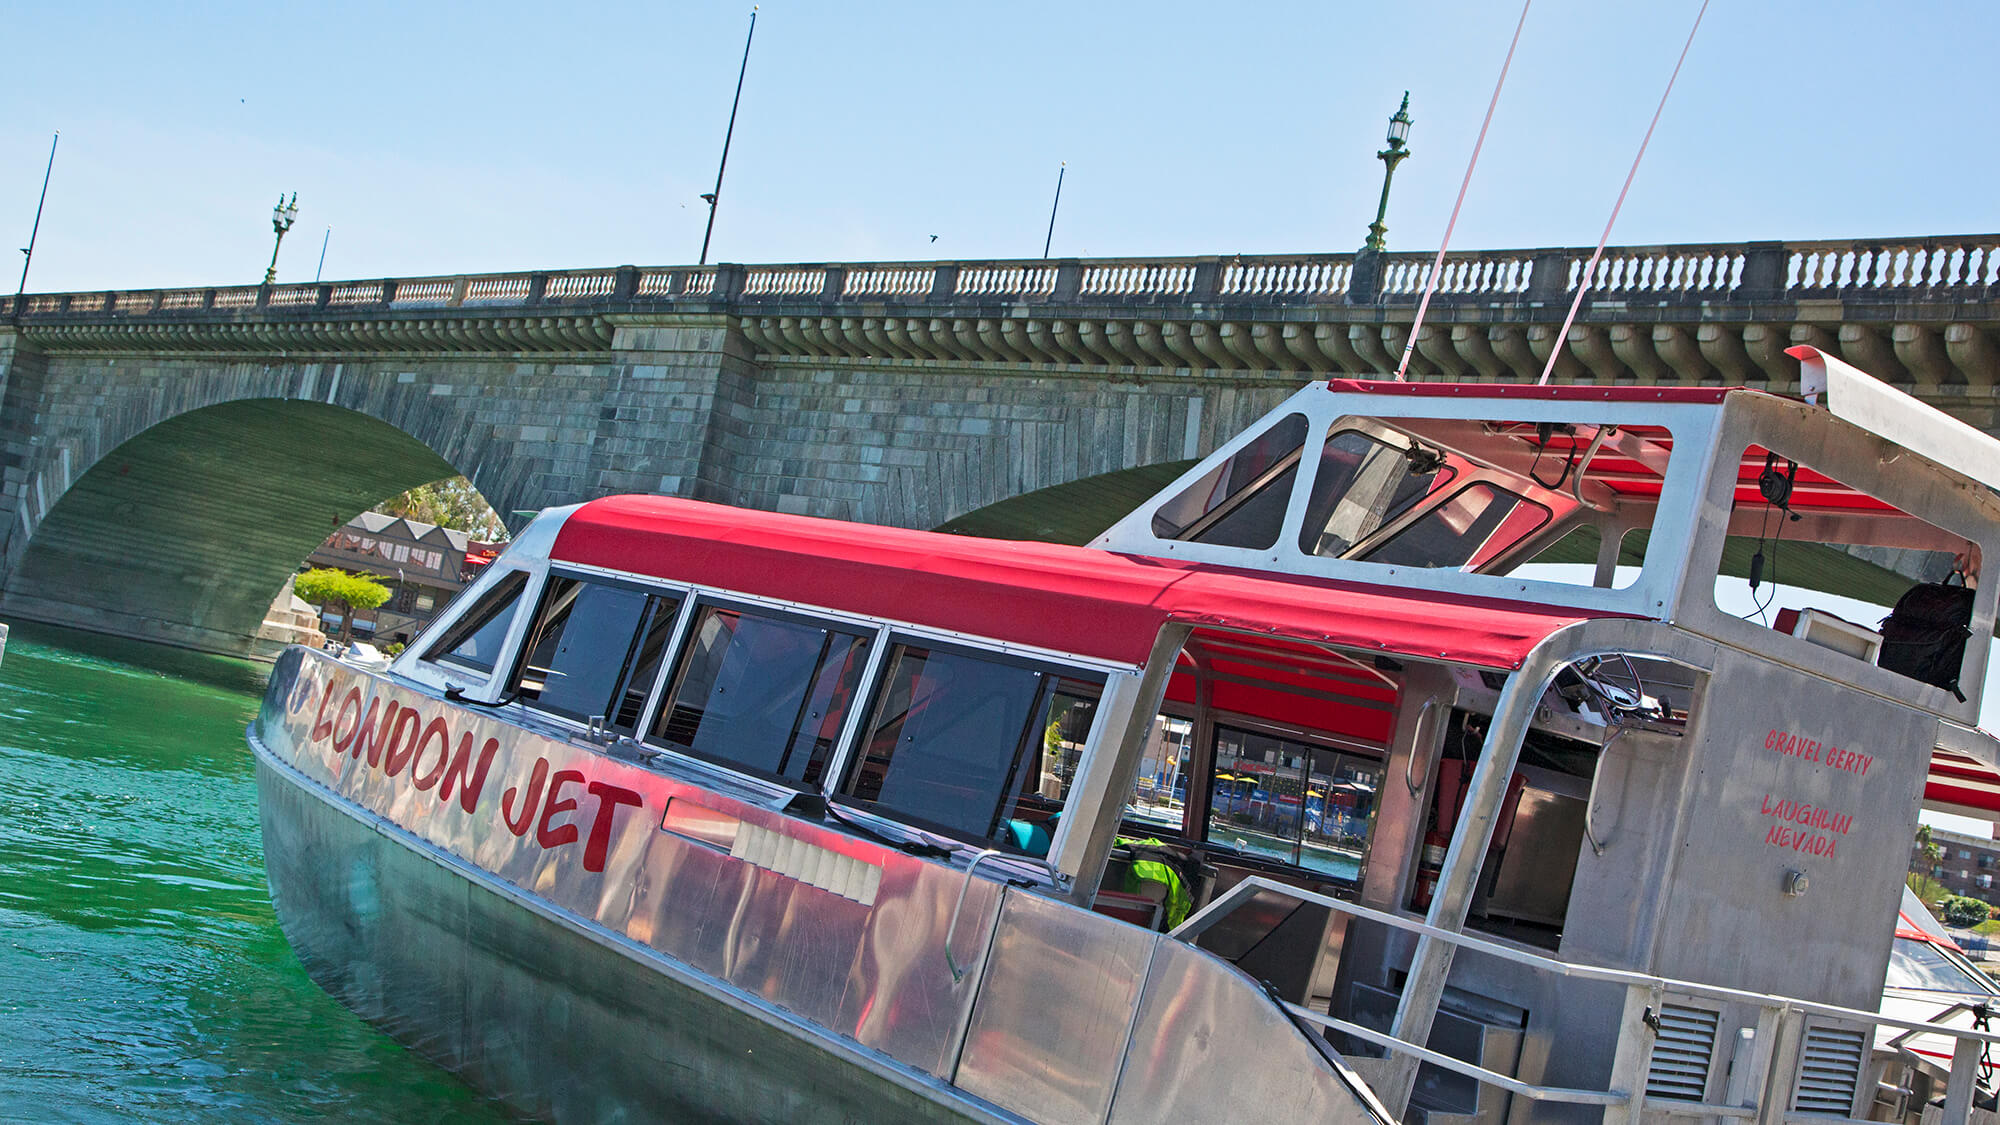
[4,0,1995,293]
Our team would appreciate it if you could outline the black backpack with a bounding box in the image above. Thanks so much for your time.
[1878,580,1975,702]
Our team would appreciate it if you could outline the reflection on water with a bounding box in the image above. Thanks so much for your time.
[0,624,511,1124]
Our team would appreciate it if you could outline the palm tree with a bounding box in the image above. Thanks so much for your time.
[1912,823,1945,903]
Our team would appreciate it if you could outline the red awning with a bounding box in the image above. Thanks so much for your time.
[1926,750,2000,820]
[551,495,1621,670]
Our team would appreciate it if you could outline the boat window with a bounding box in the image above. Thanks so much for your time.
[513,576,679,724]
[608,596,684,734]
[842,643,1102,852]
[1124,713,1195,834]
[1205,724,1382,884]
[1711,442,1979,692]
[1359,483,1551,569]
[1299,428,1455,557]
[1318,415,1683,586]
[1886,937,1995,994]
[650,605,871,786]
[425,571,528,674]
[1151,412,1308,549]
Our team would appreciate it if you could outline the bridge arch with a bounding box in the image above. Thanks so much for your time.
[0,374,528,657]
[931,460,1195,543]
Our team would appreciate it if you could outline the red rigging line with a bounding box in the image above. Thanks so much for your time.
[1393,0,1532,382]
[1538,0,1713,385]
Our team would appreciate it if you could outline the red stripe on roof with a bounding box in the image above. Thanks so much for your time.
[1325,379,1742,404]
[1925,778,2000,817]
[551,496,1619,669]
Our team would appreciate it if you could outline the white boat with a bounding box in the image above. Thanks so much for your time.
[250,347,2000,1124]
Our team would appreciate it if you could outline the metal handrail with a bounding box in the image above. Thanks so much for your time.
[1404,699,1438,796]
[942,848,1062,983]
[1176,875,2000,1045]
[1182,875,2000,1125]
[1288,1002,1627,1106]
[1583,725,1629,856]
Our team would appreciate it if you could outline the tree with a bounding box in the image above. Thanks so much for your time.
[294,568,392,642]
[1938,894,1992,930]
[374,476,508,541]
[1912,823,1945,902]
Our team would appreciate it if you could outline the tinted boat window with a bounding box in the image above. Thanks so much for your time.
[652,606,871,785]
[1206,725,1381,884]
[1361,483,1549,569]
[609,595,685,734]
[1151,412,1307,549]
[426,571,528,674]
[1124,714,1194,834]
[1299,429,1453,557]
[514,576,667,723]
[843,644,1101,851]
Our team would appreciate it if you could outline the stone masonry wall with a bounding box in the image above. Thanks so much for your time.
[0,315,1300,652]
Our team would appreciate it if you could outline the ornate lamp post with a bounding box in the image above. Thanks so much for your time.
[264,192,298,284]
[1361,93,1413,252]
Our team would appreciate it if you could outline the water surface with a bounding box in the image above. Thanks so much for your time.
[0,624,512,1124]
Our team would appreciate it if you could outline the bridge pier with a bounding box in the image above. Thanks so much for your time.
[0,331,51,582]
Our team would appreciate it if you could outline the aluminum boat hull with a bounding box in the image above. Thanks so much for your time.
[251,647,1385,1124]
[255,743,1005,1124]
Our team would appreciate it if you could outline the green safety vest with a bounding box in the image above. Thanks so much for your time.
[1118,836,1191,929]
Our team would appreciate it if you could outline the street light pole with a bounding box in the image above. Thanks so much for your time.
[1042,162,1065,259]
[16,131,59,305]
[264,192,298,285]
[699,7,758,267]
[1361,93,1413,253]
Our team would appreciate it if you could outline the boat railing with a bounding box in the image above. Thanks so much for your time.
[1176,876,2000,1125]
[944,848,1067,983]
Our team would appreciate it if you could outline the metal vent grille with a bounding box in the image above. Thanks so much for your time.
[1646,1004,1721,1102]
[1792,1024,1867,1114]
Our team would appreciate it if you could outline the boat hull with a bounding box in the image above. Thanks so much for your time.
[256,746,1003,1124]
[251,646,1387,1124]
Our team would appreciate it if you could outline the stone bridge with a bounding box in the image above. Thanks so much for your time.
[3,234,1998,656]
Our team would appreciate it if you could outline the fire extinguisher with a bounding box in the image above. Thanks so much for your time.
[1412,828,1448,910]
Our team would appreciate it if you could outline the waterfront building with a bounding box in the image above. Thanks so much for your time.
[301,513,500,644]
[1912,825,2000,907]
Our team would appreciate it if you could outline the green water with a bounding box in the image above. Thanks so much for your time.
[0,624,513,1124]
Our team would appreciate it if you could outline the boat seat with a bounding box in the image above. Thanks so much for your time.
[1092,884,1167,929]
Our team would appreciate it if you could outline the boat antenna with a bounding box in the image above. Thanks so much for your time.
[699,7,758,267]
[1392,2,1531,382]
[1537,0,1711,386]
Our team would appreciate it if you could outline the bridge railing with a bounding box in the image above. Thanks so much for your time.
[4,236,1996,321]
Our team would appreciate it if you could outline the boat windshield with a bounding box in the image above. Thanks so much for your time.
[1885,936,1996,994]
[1147,412,1624,578]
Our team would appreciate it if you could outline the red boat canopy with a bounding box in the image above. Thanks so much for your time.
[551,495,1620,670]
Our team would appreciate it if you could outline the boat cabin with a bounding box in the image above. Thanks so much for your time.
[380,346,2000,1124]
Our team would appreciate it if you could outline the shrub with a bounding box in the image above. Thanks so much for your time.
[1938,894,1992,929]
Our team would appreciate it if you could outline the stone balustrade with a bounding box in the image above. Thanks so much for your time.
[10,237,1996,320]
[6,236,1999,392]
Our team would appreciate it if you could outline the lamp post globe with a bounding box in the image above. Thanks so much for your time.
[1362,92,1413,253]
[264,192,299,285]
